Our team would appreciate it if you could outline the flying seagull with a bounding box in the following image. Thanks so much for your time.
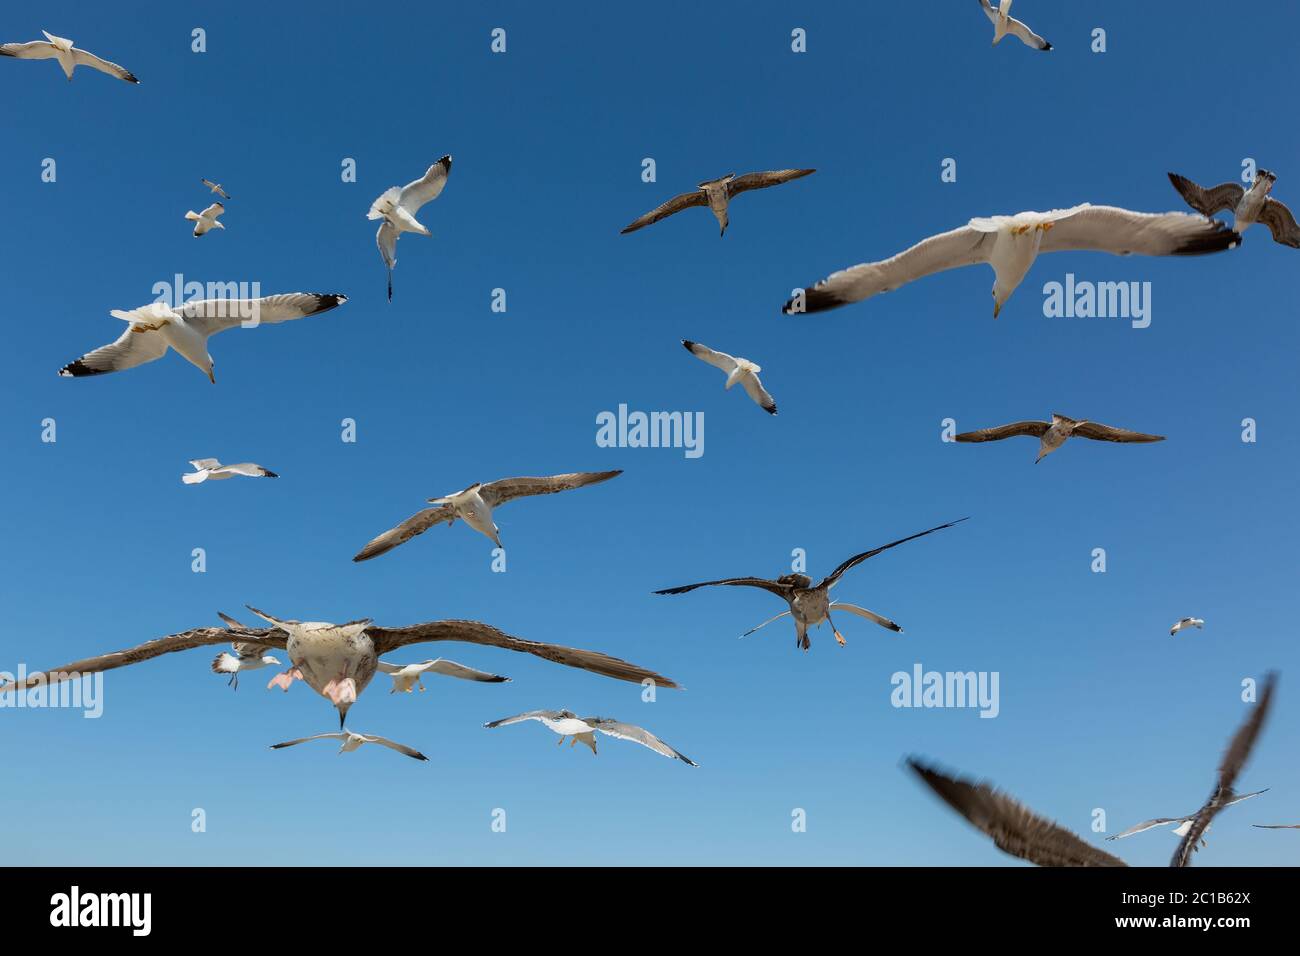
[1169,170,1300,248]
[907,758,1127,866]
[954,413,1164,463]
[978,0,1051,51]
[782,204,1238,317]
[654,519,967,650]
[0,610,680,741]
[200,179,231,199]
[1170,671,1278,867]
[183,459,278,485]
[377,658,510,694]
[185,202,224,237]
[58,292,347,383]
[1253,824,1300,830]
[0,31,138,83]
[368,155,452,301]
[271,731,429,762]
[682,340,776,415]
[485,710,697,766]
[621,168,815,237]
[353,470,623,562]
[210,612,279,690]
[1106,790,1268,846]
[1170,617,1204,637]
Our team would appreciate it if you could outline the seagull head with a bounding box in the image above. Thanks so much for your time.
[261,654,281,666]
[777,573,813,590]
[1255,169,1277,192]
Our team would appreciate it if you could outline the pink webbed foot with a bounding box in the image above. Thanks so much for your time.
[322,676,358,707]
[267,667,303,692]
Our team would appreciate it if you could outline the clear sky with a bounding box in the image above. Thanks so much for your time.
[2,1,1297,866]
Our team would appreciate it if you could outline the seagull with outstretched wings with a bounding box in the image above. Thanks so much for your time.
[368,155,452,300]
[621,168,814,236]
[954,412,1165,463]
[1169,169,1300,247]
[485,710,697,766]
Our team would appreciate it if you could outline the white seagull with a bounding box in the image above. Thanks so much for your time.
[367,155,452,301]
[1169,169,1300,248]
[978,0,1051,51]
[681,340,776,415]
[783,205,1239,318]
[621,168,815,237]
[1106,790,1268,846]
[353,470,623,561]
[271,730,429,762]
[485,710,698,766]
[0,31,139,84]
[58,292,347,383]
[185,202,225,237]
[182,459,278,485]
[955,413,1165,463]
[210,612,280,690]
[1170,617,1205,637]
[200,179,231,199]
[377,658,510,694]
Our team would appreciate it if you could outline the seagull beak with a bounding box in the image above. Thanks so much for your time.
[208,369,216,384]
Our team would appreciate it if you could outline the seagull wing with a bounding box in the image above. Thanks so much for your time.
[484,710,565,729]
[1258,197,1300,248]
[58,325,170,377]
[725,168,815,197]
[1039,206,1240,257]
[71,46,139,83]
[351,505,456,562]
[1006,17,1050,50]
[1071,422,1165,443]
[198,202,224,220]
[190,458,222,470]
[740,373,777,415]
[681,339,738,373]
[977,0,997,24]
[620,189,708,234]
[653,576,793,598]
[0,41,59,59]
[1173,672,1278,867]
[1104,818,1183,841]
[357,735,429,761]
[215,462,277,478]
[270,733,345,749]
[420,659,511,683]
[1167,174,1244,218]
[1253,824,1300,829]
[908,758,1127,867]
[0,626,287,694]
[954,420,1050,442]
[367,621,680,689]
[585,717,698,766]
[819,518,968,589]
[783,225,995,314]
[397,155,452,213]
[179,293,347,337]
[478,470,623,507]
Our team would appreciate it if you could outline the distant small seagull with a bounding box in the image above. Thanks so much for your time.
[200,179,231,199]
[367,155,452,301]
[783,205,1238,317]
[682,340,776,415]
[271,730,429,762]
[0,30,139,84]
[1253,824,1300,830]
[485,710,697,766]
[377,658,510,694]
[1170,617,1205,637]
[210,612,279,690]
[1168,169,1300,248]
[185,202,224,237]
[58,292,347,383]
[353,470,623,562]
[621,168,815,237]
[1107,789,1267,847]
[978,0,1051,51]
[907,758,1127,866]
[1171,671,1278,867]
[655,519,967,650]
[182,459,278,485]
[955,413,1164,463]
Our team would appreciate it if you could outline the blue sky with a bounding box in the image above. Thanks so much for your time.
[2,0,1297,866]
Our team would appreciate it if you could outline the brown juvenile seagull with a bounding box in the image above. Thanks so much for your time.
[0,608,680,735]
[1169,169,1300,248]
[654,518,966,650]
[353,470,622,561]
[906,758,1128,867]
[955,413,1164,463]
[621,168,815,237]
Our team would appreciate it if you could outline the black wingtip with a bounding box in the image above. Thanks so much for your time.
[263,470,280,479]
[681,339,696,351]
[1041,42,1053,51]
